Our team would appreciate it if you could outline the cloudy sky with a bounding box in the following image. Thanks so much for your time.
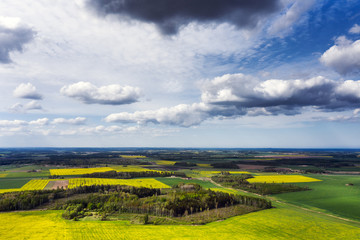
[1,0,360,148]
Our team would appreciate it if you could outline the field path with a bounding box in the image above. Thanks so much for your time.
[202,177,360,226]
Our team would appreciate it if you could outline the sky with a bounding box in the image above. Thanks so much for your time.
[1,0,360,148]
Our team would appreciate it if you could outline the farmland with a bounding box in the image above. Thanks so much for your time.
[0,148,359,239]
[50,167,116,176]
[1,205,360,240]
[247,175,322,183]
[67,178,170,189]
[274,174,360,221]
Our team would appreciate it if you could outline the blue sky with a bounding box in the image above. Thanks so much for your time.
[0,0,360,148]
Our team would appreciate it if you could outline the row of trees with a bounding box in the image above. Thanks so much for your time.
[81,170,186,179]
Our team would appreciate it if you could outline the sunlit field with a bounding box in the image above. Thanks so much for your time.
[67,178,170,189]
[247,175,321,183]
[0,174,7,178]
[50,167,115,176]
[0,179,52,193]
[155,160,176,165]
[110,165,159,172]
[0,178,170,193]
[1,205,359,240]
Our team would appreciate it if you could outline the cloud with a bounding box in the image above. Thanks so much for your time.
[87,0,281,35]
[319,37,360,75]
[52,117,87,125]
[60,81,141,105]
[0,119,27,127]
[349,24,360,34]
[13,83,43,100]
[9,100,43,113]
[105,103,214,127]
[268,0,315,36]
[0,16,35,63]
[29,118,49,126]
[105,73,360,127]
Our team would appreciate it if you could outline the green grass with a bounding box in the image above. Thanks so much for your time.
[273,174,360,221]
[0,178,31,189]
[155,177,219,188]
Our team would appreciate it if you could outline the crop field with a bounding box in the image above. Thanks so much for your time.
[155,160,176,165]
[67,178,170,189]
[0,179,53,193]
[0,178,170,193]
[0,178,32,189]
[50,167,115,176]
[196,163,212,167]
[110,165,159,172]
[120,155,146,158]
[274,174,360,221]
[0,174,7,178]
[1,205,360,240]
[156,177,219,189]
[191,170,250,177]
[247,175,321,183]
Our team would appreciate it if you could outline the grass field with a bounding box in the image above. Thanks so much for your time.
[247,175,321,183]
[67,178,170,189]
[156,177,219,188]
[0,178,33,189]
[0,204,359,239]
[274,174,360,221]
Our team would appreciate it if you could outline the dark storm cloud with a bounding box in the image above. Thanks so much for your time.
[0,25,35,63]
[87,0,281,35]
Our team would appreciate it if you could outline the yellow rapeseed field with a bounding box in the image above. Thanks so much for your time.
[155,160,177,165]
[110,165,159,172]
[0,174,7,178]
[247,175,321,183]
[196,163,212,167]
[1,206,360,239]
[0,177,170,193]
[0,179,54,193]
[50,167,115,176]
[120,155,146,158]
[67,178,170,189]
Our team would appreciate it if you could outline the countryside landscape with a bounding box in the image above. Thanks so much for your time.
[0,148,360,239]
[1,0,360,239]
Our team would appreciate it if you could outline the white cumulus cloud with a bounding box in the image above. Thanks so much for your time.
[13,83,43,100]
[320,37,360,75]
[60,82,141,105]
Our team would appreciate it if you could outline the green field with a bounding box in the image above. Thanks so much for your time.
[0,178,31,189]
[274,174,360,221]
[155,177,219,188]
[0,204,359,240]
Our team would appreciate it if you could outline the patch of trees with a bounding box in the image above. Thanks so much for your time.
[0,185,159,212]
[212,175,310,195]
[60,183,271,221]
[81,170,186,179]
[173,162,197,167]
[211,161,239,169]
